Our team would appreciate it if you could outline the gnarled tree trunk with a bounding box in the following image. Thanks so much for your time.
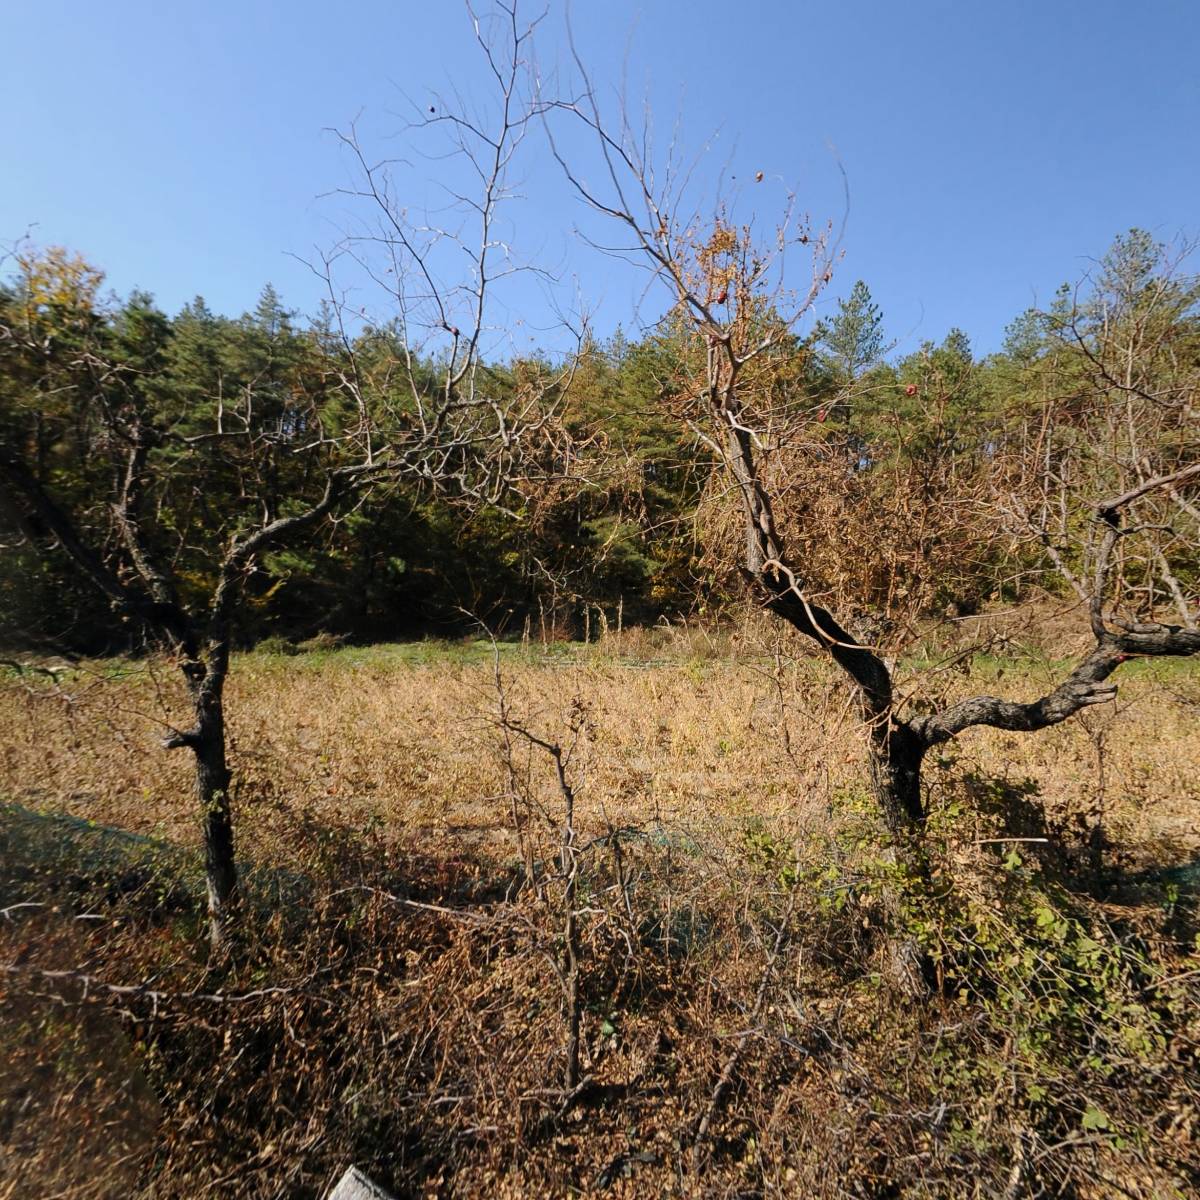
[192,681,236,946]
[170,652,237,948]
[867,721,927,837]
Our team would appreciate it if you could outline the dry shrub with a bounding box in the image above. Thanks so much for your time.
[1,644,1198,1197]
[692,420,1005,632]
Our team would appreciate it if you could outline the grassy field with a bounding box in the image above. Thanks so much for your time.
[2,627,1199,1197]
[4,631,1197,865]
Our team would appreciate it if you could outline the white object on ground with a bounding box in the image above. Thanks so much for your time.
[326,1166,395,1200]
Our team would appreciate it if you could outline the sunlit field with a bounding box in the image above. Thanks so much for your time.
[2,626,1198,1198]
[3,632,1199,869]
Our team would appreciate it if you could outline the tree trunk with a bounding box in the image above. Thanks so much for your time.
[868,722,933,996]
[868,721,927,838]
[187,673,237,948]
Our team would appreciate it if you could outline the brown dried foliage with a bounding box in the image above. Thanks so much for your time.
[1,632,1198,1198]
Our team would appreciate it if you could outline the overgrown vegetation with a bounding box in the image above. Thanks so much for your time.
[1,636,1198,1197]
[1,2,1197,1195]
[3,225,1196,656]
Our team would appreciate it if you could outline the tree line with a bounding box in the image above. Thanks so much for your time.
[2,0,1196,951]
[4,228,1194,658]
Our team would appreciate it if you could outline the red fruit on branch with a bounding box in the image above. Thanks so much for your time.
[715,288,728,305]
[905,384,918,396]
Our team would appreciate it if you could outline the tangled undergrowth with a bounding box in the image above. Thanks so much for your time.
[1,640,1198,1198]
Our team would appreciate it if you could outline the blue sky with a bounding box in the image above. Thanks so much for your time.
[4,1,1197,356]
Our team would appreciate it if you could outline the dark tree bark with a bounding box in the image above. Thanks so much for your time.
[759,578,925,834]
[168,657,237,945]
[1,436,364,948]
[193,688,236,940]
[721,409,932,840]
[716,388,1200,845]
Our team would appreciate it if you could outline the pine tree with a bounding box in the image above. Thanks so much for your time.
[820,280,886,385]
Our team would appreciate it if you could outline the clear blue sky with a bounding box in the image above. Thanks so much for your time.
[4,1,1197,356]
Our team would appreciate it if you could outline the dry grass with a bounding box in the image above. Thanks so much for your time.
[1,628,1198,1198]
[3,629,1197,865]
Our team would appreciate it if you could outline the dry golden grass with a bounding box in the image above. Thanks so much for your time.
[1,628,1198,1199]
[1,631,1196,867]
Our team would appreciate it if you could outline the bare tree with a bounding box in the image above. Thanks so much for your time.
[492,682,588,1095]
[0,250,380,947]
[1,3,581,950]
[314,0,580,534]
[1001,232,1200,632]
[543,71,1199,849]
